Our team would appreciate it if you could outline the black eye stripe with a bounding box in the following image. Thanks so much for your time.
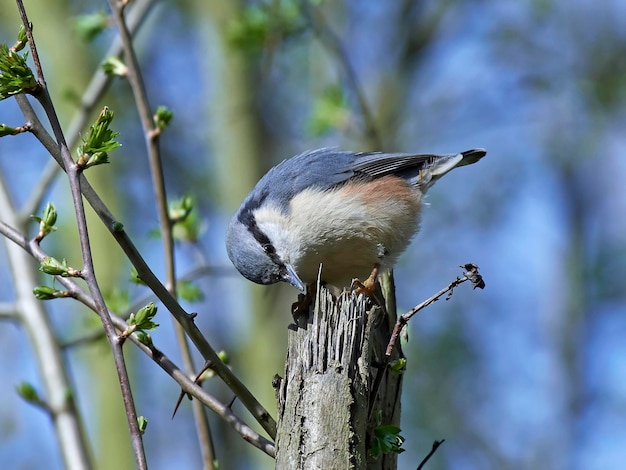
[238,200,283,268]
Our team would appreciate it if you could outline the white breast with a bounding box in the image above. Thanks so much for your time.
[254,177,422,288]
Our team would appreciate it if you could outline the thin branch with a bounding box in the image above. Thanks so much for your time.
[123,264,236,323]
[19,0,156,222]
[0,142,92,469]
[0,219,275,457]
[368,264,485,421]
[15,2,147,468]
[12,27,276,446]
[0,302,17,319]
[14,82,277,442]
[386,264,485,358]
[61,329,107,349]
[305,3,383,149]
[107,1,216,465]
[417,439,445,470]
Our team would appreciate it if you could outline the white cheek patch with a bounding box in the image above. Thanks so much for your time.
[253,205,292,260]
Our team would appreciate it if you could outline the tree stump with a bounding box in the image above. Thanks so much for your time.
[275,274,404,469]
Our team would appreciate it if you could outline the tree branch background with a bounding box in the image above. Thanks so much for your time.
[1,1,625,469]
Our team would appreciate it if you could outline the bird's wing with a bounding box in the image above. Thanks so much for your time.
[251,148,486,211]
[352,149,486,179]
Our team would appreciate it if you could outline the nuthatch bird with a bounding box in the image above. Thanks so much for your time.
[226,148,486,292]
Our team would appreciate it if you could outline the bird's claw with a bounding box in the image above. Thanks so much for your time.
[350,265,380,297]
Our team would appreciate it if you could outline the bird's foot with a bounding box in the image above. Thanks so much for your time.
[351,265,380,297]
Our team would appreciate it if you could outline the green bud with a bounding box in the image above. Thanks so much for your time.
[129,302,159,331]
[13,25,28,52]
[42,202,57,227]
[111,221,124,232]
[16,382,41,405]
[217,350,229,364]
[134,331,153,347]
[74,11,110,43]
[0,123,20,137]
[168,195,193,223]
[101,56,128,77]
[31,202,57,241]
[137,416,148,434]
[33,285,69,300]
[40,256,68,276]
[154,106,173,130]
[169,195,201,243]
[85,151,109,167]
[76,106,120,169]
[39,257,80,277]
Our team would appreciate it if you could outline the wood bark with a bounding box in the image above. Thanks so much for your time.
[276,274,403,469]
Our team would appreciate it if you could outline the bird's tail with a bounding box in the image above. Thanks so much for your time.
[419,148,487,190]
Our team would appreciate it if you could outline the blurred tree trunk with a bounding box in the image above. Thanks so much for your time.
[192,1,282,468]
[276,277,403,469]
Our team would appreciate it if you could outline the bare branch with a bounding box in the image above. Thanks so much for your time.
[386,264,484,358]
[19,0,156,222]
[305,3,383,149]
[107,2,217,464]
[14,66,277,444]
[0,302,17,319]
[0,218,276,457]
[417,439,445,470]
[15,2,147,467]
[0,145,92,469]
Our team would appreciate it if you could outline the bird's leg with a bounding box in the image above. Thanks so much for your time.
[352,264,380,297]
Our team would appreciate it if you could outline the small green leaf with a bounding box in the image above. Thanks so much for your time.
[157,192,201,241]
[308,85,350,136]
[0,44,38,100]
[41,202,57,227]
[74,11,110,42]
[227,1,305,53]
[103,288,129,313]
[389,358,406,374]
[168,195,194,224]
[170,196,202,243]
[370,421,406,458]
[177,279,204,303]
[128,302,159,331]
[129,267,146,285]
[134,331,153,347]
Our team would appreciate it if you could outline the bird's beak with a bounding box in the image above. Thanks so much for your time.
[282,263,306,292]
